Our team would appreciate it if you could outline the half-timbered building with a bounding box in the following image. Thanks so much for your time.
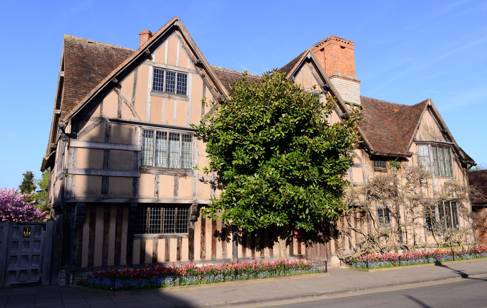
[42,17,476,274]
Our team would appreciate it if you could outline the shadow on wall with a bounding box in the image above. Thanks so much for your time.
[62,101,139,269]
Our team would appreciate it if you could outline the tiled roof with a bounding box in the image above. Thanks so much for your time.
[469,170,487,205]
[360,96,428,156]
[61,35,134,120]
[211,66,260,90]
[279,51,306,75]
[59,36,445,159]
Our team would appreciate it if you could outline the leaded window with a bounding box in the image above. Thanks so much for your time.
[181,134,192,169]
[425,200,459,231]
[142,130,154,166]
[165,70,176,93]
[152,68,165,92]
[377,207,391,225]
[135,205,189,234]
[155,131,168,167]
[152,68,188,96]
[373,159,387,171]
[141,129,193,169]
[417,145,430,172]
[169,132,181,169]
[417,144,452,177]
[176,73,187,95]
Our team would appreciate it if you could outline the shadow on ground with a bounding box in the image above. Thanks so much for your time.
[434,260,487,282]
[0,285,196,307]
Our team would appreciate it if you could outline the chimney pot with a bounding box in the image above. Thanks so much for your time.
[139,29,153,48]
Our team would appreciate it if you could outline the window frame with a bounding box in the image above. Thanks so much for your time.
[141,127,193,170]
[377,206,391,226]
[373,159,387,172]
[152,67,188,97]
[424,200,459,231]
[134,204,190,236]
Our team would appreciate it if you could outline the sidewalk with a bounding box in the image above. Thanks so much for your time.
[2,259,487,307]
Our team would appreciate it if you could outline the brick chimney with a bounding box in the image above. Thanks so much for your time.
[311,36,361,105]
[139,29,153,48]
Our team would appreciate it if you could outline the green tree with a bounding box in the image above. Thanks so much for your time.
[19,171,36,195]
[195,71,359,245]
[32,169,50,213]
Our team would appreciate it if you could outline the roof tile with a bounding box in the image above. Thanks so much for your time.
[61,35,134,120]
[360,96,428,156]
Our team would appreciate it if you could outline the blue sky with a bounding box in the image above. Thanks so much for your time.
[0,0,486,187]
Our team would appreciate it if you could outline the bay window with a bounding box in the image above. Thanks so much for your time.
[416,144,452,177]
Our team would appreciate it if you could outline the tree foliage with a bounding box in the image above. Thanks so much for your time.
[32,169,50,213]
[19,171,36,195]
[195,71,358,242]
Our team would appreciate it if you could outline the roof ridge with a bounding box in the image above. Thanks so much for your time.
[211,65,258,77]
[361,95,424,108]
[64,34,135,52]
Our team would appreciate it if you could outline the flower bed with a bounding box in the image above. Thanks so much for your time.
[80,259,321,290]
[351,246,487,269]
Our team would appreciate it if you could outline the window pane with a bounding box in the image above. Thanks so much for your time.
[165,70,176,93]
[142,130,154,166]
[451,201,459,228]
[176,207,189,233]
[432,146,440,176]
[445,201,452,228]
[155,131,168,167]
[169,133,181,168]
[181,134,192,169]
[135,207,146,234]
[148,207,162,233]
[417,145,430,171]
[377,207,390,225]
[444,148,452,177]
[438,147,446,177]
[438,203,445,229]
[163,207,176,233]
[374,160,386,169]
[176,72,188,95]
[152,68,164,92]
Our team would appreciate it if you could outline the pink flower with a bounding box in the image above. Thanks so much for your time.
[0,188,44,222]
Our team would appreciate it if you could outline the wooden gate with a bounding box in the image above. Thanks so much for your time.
[305,242,329,262]
[0,222,54,287]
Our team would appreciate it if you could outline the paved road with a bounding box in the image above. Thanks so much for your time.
[278,277,487,308]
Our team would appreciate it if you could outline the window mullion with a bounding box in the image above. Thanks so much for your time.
[163,70,166,93]
[175,72,178,94]
[179,133,183,168]
[174,207,178,233]
[167,130,171,168]
[152,129,156,167]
